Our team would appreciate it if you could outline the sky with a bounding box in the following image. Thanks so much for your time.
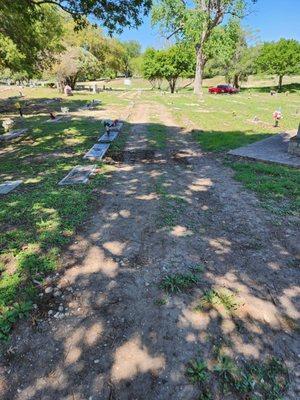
[111,0,300,50]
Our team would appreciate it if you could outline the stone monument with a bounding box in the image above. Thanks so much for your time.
[288,123,300,156]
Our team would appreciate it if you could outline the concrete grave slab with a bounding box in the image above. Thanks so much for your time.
[228,132,300,168]
[98,131,119,143]
[0,180,22,194]
[45,116,65,123]
[58,165,96,185]
[0,129,28,142]
[84,143,110,161]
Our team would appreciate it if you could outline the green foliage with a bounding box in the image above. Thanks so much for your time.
[159,273,199,293]
[187,359,209,383]
[214,355,289,399]
[142,44,195,92]
[0,2,64,77]
[152,0,253,93]
[197,289,239,312]
[230,161,300,216]
[256,39,300,89]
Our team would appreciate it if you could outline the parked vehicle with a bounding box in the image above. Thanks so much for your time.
[208,84,239,94]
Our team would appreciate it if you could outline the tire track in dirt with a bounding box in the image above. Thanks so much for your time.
[0,99,299,400]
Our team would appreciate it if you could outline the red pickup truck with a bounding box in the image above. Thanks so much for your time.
[208,84,239,94]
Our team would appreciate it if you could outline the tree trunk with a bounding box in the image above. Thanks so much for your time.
[169,78,176,93]
[278,75,283,91]
[233,74,239,89]
[194,44,205,95]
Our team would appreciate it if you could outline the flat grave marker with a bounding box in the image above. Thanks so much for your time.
[0,180,23,194]
[0,128,28,142]
[58,165,96,185]
[84,143,110,161]
[99,131,119,143]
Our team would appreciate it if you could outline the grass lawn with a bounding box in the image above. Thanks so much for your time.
[0,88,128,340]
[229,161,300,216]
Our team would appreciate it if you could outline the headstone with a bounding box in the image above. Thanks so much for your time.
[64,85,73,96]
[83,143,110,160]
[98,131,119,143]
[92,83,97,93]
[0,180,22,195]
[58,165,96,185]
[0,128,28,142]
[288,123,300,156]
[98,130,119,143]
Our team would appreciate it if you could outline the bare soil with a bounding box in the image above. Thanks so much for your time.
[0,100,299,400]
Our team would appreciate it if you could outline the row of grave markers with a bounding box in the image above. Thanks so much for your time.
[58,120,123,185]
[0,120,123,194]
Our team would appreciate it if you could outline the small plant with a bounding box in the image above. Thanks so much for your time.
[214,354,290,400]
[154,297,167,306]
[197,289,238,312]
[159,273,198,293]
[187,359,209,383]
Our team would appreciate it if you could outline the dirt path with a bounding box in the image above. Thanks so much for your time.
[0,100,299,400]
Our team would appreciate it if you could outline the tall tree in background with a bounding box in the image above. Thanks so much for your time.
[142,44,194,93]
[152,0,255,95]
[121,41,142,77]
[256,39,300,90]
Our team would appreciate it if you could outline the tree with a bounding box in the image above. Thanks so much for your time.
[0,2,63,77]
[204,21,259,88]
[121,41,142,77]
[152,0,255,95]
[7,0,152,33]
[142,44,194,93]
[53,47,102,89]
[256,39,300,90]
[142,48,164,89]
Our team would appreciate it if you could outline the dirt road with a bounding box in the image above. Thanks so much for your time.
[1,100,299,400]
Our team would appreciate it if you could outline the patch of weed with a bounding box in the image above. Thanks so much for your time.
[214,354,289,400]
[159,272,199,293]
[197,289,239,312]
[187,359,209,383]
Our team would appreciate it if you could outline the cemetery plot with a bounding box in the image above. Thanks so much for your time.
[228,132,300,168]
[84,143,110,160]
[58,165,96,185]
[0,180,22,194]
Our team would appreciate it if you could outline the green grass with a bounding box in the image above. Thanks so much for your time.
[187,359,209,383]
[0,91,125,340]
[230,161,300,216]
[192,129,271,152]
[214,354,289,400]
[147,117,168,149]
[197,289,239,312]
[159,272,199,293]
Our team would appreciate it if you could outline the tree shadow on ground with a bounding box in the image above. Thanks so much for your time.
[0,117,299,400]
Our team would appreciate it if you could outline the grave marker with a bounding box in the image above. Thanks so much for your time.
[0,180,22,194]
[58,165,96,185]
[84,143,110,160]
[98,131,119,143]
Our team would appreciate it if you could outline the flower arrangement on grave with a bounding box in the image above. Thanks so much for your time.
[2,118,14,132]
[273,109,282,127]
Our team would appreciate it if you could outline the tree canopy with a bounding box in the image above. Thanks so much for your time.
[152,0,255,94]
[15,0,152,33]
[142,44,195,93]
[256,39,300,90]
